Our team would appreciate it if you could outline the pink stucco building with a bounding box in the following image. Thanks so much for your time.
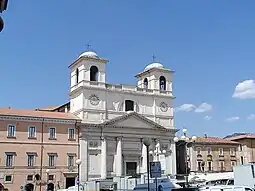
[0,107,80,191]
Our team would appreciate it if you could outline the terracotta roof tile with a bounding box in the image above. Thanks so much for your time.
[37,106,60,111]
[225,134,255,140]
[0,108,80,120]
[193,137,240,145]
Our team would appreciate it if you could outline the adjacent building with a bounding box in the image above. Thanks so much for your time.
[225,133,255,164]
[0,108,80,190]
[188,136,245,173]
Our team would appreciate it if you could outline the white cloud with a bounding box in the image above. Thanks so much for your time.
[247,114,255,120]
[195,103,212,113]
[232,80,255,99]
[225,116,240,122]
[175,102,212,113]
[204,116,212,120]
[174,104,196,112]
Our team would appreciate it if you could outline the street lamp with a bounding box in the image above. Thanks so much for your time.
[46,169,50,191]
[76,159,82,191]
[174,128,197,187]
[143,138,152,191]
[0,0,8,32]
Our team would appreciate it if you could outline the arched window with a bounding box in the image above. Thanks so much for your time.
[143,78,148,88]
[90,66,99,81]
[125,100,134,111]
[76,68,79,84]
[159,76,166,91]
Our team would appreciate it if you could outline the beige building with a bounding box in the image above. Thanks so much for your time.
[225,134,255,164]
[0,108,80,191]
[188,136,245,173]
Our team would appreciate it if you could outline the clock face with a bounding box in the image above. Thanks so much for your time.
[159,102,168,112]
[89,94,100,106]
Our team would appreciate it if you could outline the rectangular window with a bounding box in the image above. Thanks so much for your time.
[28,126,36,138]
[27,154,35,167]
[197,161,202,171]
[208,161,212,171]
[68,155,74,167]
[219,148,224,155]
[27,175,33,181]
[48,155,56,167]
[7,124,16,137]
[196,147,201,155]
[49,127,56,139]
[207,147,212,154]
[48,175,54,181]
[4,175,12,183]
[68,128,75,140]
[5,153,13,167]
[230,148,236,156]
[219,161,224,171]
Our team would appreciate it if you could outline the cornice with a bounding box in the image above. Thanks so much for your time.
[0,115,78,124]
[69,84,174,99]
[69,57,108,69]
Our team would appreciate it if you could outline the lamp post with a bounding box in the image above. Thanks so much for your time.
[148,141,166,191]
[143,138,152,191]
[174,128,196,188]
[76,159,82,191]
[0,0,8,32]
[46,169,50,191]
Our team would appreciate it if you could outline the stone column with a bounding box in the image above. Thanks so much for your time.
[170,141,177,175]
[142,144,148,173]
[116,137,123,176]
[165,153,171,175]
[101,136,107,179]
[80,136,89,182]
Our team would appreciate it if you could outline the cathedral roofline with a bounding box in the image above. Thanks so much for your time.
[68,56,108,69]
[135,67,175,78]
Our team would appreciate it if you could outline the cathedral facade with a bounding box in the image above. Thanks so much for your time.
[69,50,176,182]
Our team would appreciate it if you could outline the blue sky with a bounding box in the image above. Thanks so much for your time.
[1,1,255,137]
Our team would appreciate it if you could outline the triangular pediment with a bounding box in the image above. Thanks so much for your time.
[102,112,166,130]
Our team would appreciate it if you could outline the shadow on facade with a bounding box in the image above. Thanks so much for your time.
[24,183,34,191]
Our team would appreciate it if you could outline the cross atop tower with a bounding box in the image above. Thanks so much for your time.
[86,43,91,51]
[152,54,156,62]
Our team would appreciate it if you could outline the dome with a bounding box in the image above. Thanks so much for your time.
[79,51,98,58]
[144,62,164,71]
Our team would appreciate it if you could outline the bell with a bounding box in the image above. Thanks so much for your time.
[0,15,3,32]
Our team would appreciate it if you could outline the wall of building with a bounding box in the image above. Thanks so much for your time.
[234,139,255,163]
[189,144,243,173]
[0,119,79,190]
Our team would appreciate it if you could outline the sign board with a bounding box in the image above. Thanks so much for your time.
[150,161,162,178]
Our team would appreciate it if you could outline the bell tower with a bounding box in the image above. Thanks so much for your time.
[135,57,174,92]
[69,47,108,116]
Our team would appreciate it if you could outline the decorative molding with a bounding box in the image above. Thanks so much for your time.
[159,102,168,112]
[0,116,78,124]
[89,94,100,106]
[69,84,174,99]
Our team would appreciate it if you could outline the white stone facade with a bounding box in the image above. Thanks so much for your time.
[69,50,176,182]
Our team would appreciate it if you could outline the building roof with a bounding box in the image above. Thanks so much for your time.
[225,134,255,141]
[0,108,80,120]
[193,137,240,145]
[37,106,60,111]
